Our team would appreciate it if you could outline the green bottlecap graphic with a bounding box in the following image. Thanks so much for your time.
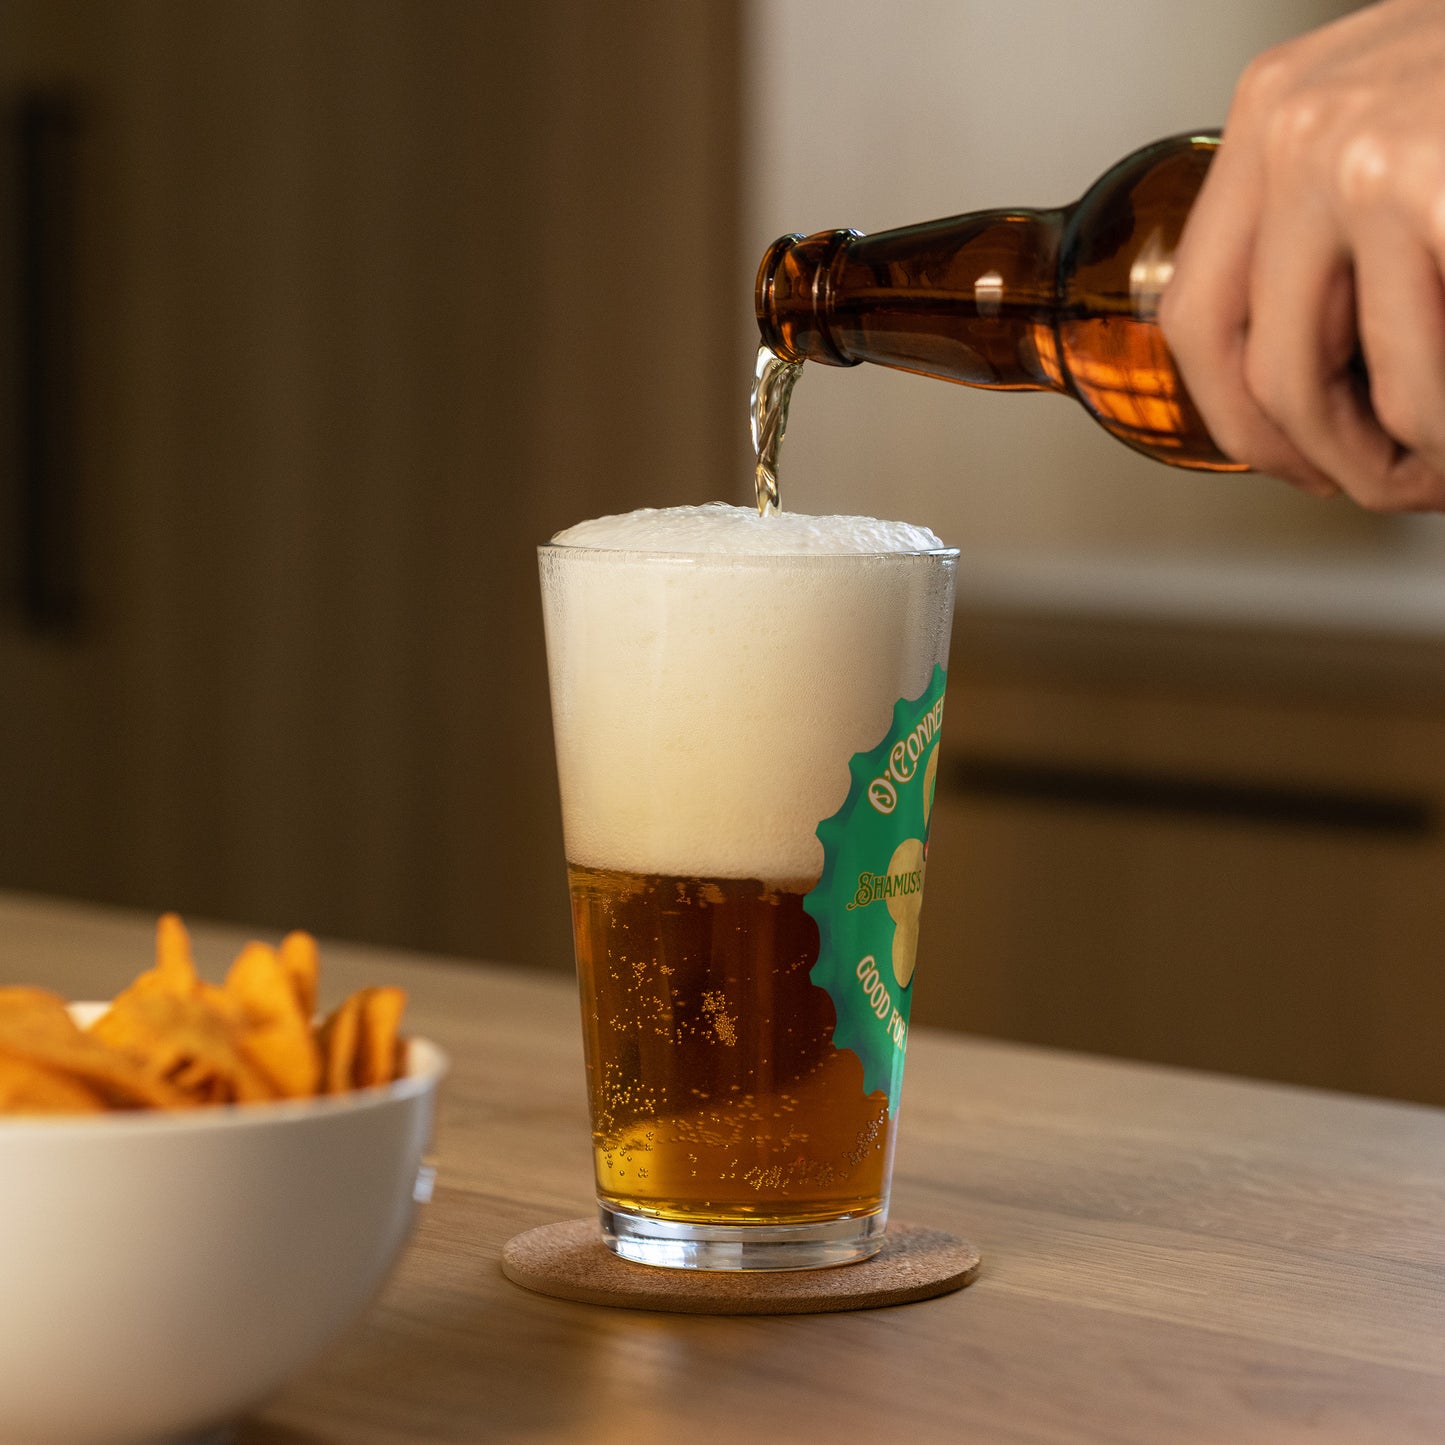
[804,663,946,1113]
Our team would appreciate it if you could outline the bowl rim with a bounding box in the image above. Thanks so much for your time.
[0,1004,448,1138]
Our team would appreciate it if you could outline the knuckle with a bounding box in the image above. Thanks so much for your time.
[1234,47,1295,118]
[1242,349,1297,427]
[1184,392,1248,463]
[1367,375,1423,449]
[1205,411,1287,476]
[1402,478,1445,512]
[1256,452,1322,489]
[1265,93,1328,166]
[1345,473,1402,512]
[1336,129,1393,207]
[1339,448,1445,513]
[1397,484,1445,514]
[1353,470,1444,514]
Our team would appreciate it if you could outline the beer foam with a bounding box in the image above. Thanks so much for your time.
[541,506,956,884]
[550,503,944,556]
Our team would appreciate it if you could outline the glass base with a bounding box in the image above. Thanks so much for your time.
[599,1202,888,1271]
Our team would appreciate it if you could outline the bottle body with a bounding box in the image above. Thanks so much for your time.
[755,133,1242,472]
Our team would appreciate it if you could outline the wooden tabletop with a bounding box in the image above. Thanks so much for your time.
[6,891,1445,1443]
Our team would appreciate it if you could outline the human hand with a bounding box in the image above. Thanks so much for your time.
[1160,0,1445,510]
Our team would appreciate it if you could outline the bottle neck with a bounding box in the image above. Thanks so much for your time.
[756,211,1066,393]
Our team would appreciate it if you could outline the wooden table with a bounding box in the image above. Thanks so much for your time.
[6,891,1444,1443]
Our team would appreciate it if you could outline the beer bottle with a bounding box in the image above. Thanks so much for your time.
[755,132,1240,471]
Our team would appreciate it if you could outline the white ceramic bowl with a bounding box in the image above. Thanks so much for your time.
[0,1008,447,1445]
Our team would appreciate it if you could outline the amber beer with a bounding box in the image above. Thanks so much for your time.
[540,506,956,1270]
[567,866,889,1222]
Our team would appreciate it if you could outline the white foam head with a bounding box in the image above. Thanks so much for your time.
[550,502,945,556]
[540,505,956,885]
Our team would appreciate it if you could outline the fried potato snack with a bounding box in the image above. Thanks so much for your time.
[355,987,407,1090]
[92,990,279,1104]
[224,942,321,1098]
[0,917,408,1115]
[278,930,319,1022]
[318,991,362,1095]
[318,986,408,1094]
[0,987,192,1109]
[0,1054,107,1113]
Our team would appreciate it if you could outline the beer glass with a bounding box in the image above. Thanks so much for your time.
[540,512,957,1269]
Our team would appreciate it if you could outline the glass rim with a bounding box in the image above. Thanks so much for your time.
[537,539,961,563]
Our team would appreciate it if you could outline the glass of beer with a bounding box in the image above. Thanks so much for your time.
[539,505,957,1269]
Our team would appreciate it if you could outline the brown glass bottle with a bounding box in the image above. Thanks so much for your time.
[756,132,1243,471]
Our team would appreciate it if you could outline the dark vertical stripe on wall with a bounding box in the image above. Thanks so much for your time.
[13,91,82,633]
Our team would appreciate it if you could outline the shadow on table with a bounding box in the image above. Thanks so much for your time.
[232,1185,879,1443]
[233,1236,612,1440]
[235,1424,333,1445]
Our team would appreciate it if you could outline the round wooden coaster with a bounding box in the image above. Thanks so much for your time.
[501,1218,980,1315]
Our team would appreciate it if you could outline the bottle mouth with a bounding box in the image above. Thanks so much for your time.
[754,230,859,367]
[754,233,805,361]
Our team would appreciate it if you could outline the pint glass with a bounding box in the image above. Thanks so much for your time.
[540,508,957,1269]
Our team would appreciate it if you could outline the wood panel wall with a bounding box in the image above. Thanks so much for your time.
[0,1,747,971]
